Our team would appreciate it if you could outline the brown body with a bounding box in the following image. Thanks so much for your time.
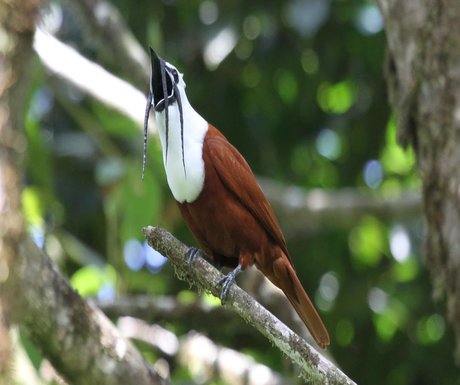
[178,125,330,348]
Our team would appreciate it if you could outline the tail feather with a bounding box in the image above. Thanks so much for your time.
[270,255,330,349]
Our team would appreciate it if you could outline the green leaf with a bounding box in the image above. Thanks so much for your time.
[416,314,445,345]
[70,264,117,297]
[317,80,356,114]
[391,257,419,282]
[120,161,163,241]
[177,290,198,305]
[25,117,53,192]
[381,117,415,175]
[336,318,355,347]
[22,187,44,227]
[349,216,386,267]
[202,292,221,307]
[373,299,408,342]
[276,70,298,105]
[91,101,139,139]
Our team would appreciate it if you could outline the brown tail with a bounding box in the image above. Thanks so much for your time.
[270,254,330,349]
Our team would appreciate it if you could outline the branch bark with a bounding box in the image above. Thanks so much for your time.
[376,0,460,359]
[117,316,289,385]
[143,226,356,385]
[0,3,168,384]
[96,295,270,347]
[0,0,40,383]
[33,28,148,130]
[14,237,168,385]
[259,177,421,237]
[67,0,149,89]
[179,331,286,385]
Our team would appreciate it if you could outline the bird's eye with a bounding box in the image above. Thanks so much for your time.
[171,69,179,83]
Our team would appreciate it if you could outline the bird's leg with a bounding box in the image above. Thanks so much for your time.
[185,247,204,265]
[218,264,242,303]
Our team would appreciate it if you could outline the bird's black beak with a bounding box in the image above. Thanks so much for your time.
[143,47,186,180]
[149,47,175,112]
[144,47,174,180]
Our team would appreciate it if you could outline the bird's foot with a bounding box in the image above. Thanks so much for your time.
[185,247,203,265]
[218,265,242,304]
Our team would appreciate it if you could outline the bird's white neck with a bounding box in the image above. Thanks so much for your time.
[155,92,208,203]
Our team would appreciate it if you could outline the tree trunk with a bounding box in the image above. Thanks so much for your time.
[376,0,460,359]
[0,0,40,383]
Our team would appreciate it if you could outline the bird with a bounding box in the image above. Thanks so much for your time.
[143,48,330,349]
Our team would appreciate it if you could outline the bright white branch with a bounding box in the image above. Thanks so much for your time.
[259,178,422,236]
[68,0,150,89]
[117,316,287,385]
[180,331,286,385]
[33,28,151,131]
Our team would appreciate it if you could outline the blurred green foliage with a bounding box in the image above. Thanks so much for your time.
[21,0,458,384]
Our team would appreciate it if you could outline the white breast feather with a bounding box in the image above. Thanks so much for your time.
[156,97,207,203]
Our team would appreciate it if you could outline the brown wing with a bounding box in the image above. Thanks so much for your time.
[204,125,290,259]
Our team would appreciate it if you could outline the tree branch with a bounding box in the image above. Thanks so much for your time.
[3,7,165,384]
[33,28,149,131]
[116,316,289,385]
[179,331,286,385]
[13,237,168,385]
[97,295,236,327]
[96,295,268,346]
[259,177,421,237]
[67,0,149,89]
[376,0,460,359]
[0,0,39,383]
[143,226,356,385]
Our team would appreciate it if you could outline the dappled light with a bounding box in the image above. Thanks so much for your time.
[315,128,342,160]
[2,0,457,384]
[355,5,384,35]
[203,27,237,70]
[316,271,340,312]
[389,225,411,263]
[317,80,357,115]
[363,159,383,189]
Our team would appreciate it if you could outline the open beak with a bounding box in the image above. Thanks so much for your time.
[143,47,186,179]
[143,47,163,180]
[149,48,175,111]
[149,47,162,104]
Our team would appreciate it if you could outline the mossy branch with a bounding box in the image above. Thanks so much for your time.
[143,226,356,385]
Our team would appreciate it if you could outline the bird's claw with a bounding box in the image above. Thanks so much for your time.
[185,247,203,265]
[218,265,242,304]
